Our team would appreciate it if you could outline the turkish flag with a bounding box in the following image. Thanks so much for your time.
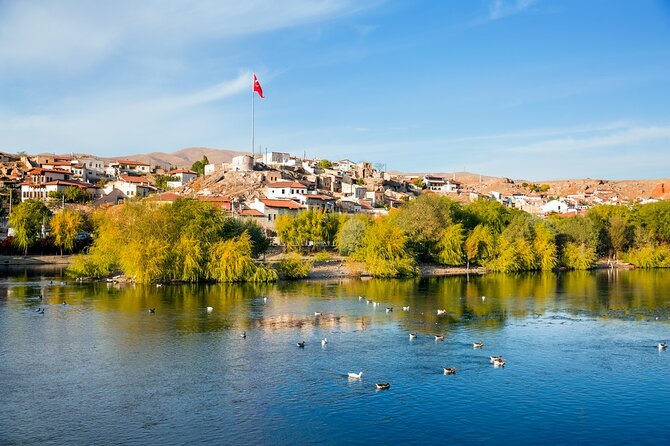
[253,74,264,98]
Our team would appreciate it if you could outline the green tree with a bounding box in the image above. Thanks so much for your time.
[464,224,495,269]
[190,155,210,175]
[64,186,89,203]
[154,175,178,190]
[317,159,334,169]
[51,209,84,255]
[435,224,465,266]
[9,200,51,255]
[336,216,369,256]
[355,218,418,277]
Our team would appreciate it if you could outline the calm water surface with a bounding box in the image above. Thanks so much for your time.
[1,267,670,445]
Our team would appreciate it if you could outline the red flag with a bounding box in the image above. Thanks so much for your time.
[253,74,264,98]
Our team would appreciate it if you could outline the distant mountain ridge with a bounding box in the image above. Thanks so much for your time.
[119,147,250,169]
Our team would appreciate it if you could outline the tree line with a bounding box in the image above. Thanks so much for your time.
[5,200,86,256]
[68,199,275,283]
[275,195,670,277]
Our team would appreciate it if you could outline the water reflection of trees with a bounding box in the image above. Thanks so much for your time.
[3,270,670,338]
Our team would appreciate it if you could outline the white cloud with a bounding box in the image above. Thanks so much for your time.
[473,0,537,24]
[0,0,370,72]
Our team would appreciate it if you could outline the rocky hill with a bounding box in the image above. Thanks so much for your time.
[119,147,250,169]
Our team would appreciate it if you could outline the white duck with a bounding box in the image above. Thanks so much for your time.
[322,338,328,347]
[437,309,447,315]
[473,341,484,349]
[402,306,410,311]
[206,306,213,313]
[658,343,667,350]
[409,333,417,340]
[348,371,363,379]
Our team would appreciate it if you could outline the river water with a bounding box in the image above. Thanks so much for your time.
[1,267,670,445]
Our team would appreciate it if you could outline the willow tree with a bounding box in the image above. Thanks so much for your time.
[464,224,495,270]
[9,200,51,255]
[68,199,273,282]
[435,224,465,266]
[355,218,418,278]
[51,209,84,256]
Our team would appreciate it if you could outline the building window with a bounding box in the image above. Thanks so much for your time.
[282,189,285,194]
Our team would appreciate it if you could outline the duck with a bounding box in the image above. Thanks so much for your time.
[443,367,457,375]
[373,302,380,308]
[297,341,305,348]
[473,341,484,349]
[35,308,44,314]
[490,355,505,364]
[402,306,410,311]
[322,338,328,347]
[435,335,445,341]
[241,331,247,339]
[155,283,162,288]
[385,307,393,313]
[375,383,390,390]
[61,301,67,306]
[206,306,214,313]
[437,309,447,315]
[358,296,364,301]
[409,333,417,340]
[348,371,363,379]
[366,300,371,305]
[481,296,486,301]
[263,297,268,303]
[493,359,506,368]
[314,312,323,317]
[148,308,156,314]
[658,343,667,350]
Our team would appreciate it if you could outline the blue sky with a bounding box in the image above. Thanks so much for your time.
[1,0,669,180]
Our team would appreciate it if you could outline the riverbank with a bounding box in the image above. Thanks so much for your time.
[0,255,75,265]
[300,260,488,280]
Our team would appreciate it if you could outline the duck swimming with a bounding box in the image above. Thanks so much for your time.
[375,383,391,390]
[473,341,484,349]
[443,368,457,375]
[148,308,156,314]
[241,331,247,338]
[437,309,447,315]
[348,371,363,379]
[435,335,445,341]
[409,333,417,340]
[297,341,305,348]
[206,306,213,313]
[322,338,328,347]
[385,307,393,313]
[658,343,667,350]
[402,306,410,311]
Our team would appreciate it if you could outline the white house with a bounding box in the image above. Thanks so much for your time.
[20,180,102,202]
[166,169,198,188]
[423,175,461,193]
[341,182,367,199]
[541,200,571,214]
[260,151,291,166]
[248,198,302,228]
[115,159,151,174]
[104,176,156,198]
[265,181,307,200]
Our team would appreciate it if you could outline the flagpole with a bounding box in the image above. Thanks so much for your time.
[251,76,255,158]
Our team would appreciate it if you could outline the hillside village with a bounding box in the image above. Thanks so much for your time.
[0,149,668,235]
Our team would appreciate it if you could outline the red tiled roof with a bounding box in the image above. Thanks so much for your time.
[261,199,302,209]
[168,169,197,175]
[304,194,335,201]
[239,209,264,217]
[44,180,97,189]
[28,168,72,175]
[151,192,182,201]
[266,181,306,188]
[116,159,150,166]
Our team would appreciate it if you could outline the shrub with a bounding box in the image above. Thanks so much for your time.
[278,253,312,279]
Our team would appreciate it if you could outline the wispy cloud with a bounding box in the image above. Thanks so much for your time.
[0,0,370,73]
[472,0,537,25]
